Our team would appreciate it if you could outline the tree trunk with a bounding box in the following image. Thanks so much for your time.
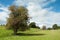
[13,28,17,35]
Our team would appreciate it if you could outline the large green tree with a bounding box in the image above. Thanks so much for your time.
[6,5,29,35]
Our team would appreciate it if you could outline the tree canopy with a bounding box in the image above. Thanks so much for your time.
[29,22,37,28]
[52,24,58,30]
[6,5,29,35]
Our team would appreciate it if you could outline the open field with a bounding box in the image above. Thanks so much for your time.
[0,26,60,40]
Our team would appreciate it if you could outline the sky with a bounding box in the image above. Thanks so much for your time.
[0,0,60,28]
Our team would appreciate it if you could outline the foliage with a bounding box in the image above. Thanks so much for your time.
[29,22,37,28]
[52,24,58,30]
[6,5,29,34]
[57,26,60,29]
[47,27,52,30]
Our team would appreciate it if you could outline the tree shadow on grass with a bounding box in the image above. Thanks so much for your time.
[0,33,46,38]
[13,33,46,36]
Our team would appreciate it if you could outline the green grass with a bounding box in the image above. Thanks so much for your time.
[0,26,60,40]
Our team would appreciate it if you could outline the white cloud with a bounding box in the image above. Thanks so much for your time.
[0,4,10,24]
[26,2,59,28]
[13,0,56,7]
[13,0,49,7]
[28,4,60,28]
[13,0,60,28]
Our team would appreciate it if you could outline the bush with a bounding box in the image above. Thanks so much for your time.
[29,22,37,28]
[47,28,52,30]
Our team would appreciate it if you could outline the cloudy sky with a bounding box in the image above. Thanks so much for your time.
[0,0,60,28]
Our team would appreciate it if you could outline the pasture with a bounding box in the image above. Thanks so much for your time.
[0,26,60,40]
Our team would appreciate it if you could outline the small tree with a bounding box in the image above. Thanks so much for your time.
[52,24,58,30]
[29,22,37,28]
[6,5,29,35]
[42,25,46,30]
[47,27,52,30]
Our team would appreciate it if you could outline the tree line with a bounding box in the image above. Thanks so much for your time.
[28,22,60,30]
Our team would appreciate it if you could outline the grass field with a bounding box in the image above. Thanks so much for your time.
[0,26,60,40]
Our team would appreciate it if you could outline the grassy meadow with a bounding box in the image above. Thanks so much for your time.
[0,26,60,40]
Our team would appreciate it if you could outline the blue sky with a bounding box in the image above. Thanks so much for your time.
[44,0,60,12]
[0,0,60,28]
[0,0,14,6]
